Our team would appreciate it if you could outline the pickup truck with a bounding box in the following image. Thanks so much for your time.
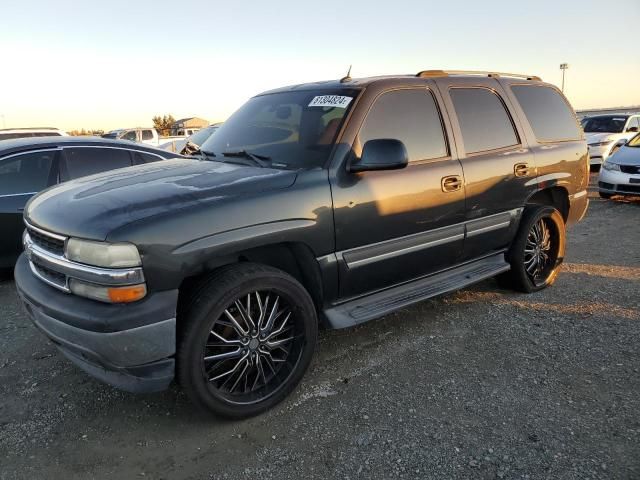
[101,127,195,147]
[16,70,589,419]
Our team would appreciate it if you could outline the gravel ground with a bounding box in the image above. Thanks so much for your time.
[1,177,639,480]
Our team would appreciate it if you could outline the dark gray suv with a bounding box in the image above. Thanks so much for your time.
[15,70,589,418]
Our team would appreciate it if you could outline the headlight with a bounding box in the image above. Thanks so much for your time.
[602,161,621,171]
[66,238,141,268]
[69,278,147,303]
[588,140,614,147]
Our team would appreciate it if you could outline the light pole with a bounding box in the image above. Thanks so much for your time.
[560,63,569,92]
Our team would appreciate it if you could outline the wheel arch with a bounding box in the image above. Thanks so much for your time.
[177,241,325,323]
[525,186,570,222]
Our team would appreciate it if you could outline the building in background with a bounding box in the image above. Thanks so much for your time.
[170,117,209,136]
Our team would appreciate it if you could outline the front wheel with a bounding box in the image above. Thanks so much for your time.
[177,263,318,418]
[498,206,566,293]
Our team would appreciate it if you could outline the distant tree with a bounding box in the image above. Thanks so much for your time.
[152,114,176,136]
[68,128,104,136]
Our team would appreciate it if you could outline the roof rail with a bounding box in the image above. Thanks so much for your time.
[416,70,542,81]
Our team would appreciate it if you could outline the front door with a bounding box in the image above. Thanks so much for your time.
[331,87,466,299]
[0,149,58,267]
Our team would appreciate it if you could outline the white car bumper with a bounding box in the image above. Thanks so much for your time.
[598,166,640,195]
[588,144,613,165]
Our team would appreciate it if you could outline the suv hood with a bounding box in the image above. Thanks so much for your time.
[26,158,297,240]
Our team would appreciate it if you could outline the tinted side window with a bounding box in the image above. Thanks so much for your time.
[511,85,580,142]
[450,88,519,154]
[0,151,55,194]
[141,130,154,141]
[132,151,164,165]
[61,148,132,181]
[358,89,448,162]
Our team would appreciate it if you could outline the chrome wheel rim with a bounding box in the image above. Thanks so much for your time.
[524,218,555,284]
[202,290,302,404]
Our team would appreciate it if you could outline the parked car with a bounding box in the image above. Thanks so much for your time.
[0,137,181,269]
[102,127,192,147]
[15,70,588,418]
[582,114,640,167]
[598,133,640,198]
[159,123,222,154]
[0,128,68,140]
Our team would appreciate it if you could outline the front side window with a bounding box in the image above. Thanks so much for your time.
[582,115,628,134]
[511,85,581,142]
[357,89,448,162]
[0,150,55,194]
[141,130,154,141]
[61,148,132,181]
[627,117,640,131]
[200,89,360,169]
[450,88,519,154]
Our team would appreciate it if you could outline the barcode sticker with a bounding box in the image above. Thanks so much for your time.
[308,95,353,108]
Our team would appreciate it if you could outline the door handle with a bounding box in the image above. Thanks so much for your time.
[441,175,462,193]
[514,162,531,177]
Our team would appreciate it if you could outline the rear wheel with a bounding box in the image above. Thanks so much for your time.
[177,263,318,418]
[498,206,565,293]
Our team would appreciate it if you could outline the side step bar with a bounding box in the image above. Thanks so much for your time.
[323,253,510,329]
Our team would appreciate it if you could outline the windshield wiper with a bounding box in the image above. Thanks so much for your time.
[222,150,271,168]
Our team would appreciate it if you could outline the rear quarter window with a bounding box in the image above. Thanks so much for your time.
[511,85,581,142]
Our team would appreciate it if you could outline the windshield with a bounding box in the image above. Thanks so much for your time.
[187,125,219,146]
[627,133,640,148]
[582,116,628,133]
[200,89,360,169]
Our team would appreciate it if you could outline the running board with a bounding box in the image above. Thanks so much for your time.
[323,253,510,329]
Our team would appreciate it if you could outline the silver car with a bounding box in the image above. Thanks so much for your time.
[598,134,640,198]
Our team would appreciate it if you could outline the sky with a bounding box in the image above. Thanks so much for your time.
[1,0,639,131]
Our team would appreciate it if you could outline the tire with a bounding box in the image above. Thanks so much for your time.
[599,191,613,199]
[497,206,566,293]
[177,263,318,419]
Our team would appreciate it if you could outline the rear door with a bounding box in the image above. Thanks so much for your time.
[331,85,466,299]
[0,149,58,266]
[437,78,536,260]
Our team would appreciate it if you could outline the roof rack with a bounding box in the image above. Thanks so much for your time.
[416,70,542,81]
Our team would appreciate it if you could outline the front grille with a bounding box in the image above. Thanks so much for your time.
[620,184,640,193]
[31,260,67,289]
[26,226,65,256]
[620,165,640,174]
[599,181,614,190]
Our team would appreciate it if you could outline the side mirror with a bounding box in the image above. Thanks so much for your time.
[626,126,639,133]
[350,139,409,173]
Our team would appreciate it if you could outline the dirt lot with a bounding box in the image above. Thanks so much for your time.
[1,177,639,480]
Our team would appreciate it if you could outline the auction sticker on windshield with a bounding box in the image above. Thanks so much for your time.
[308,95,353,108]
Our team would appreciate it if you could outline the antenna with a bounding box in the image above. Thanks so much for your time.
[340,65,352,83]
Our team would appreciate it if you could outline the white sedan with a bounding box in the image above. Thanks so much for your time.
[598,134,640,198]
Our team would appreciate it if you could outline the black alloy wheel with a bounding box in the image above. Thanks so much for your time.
[178,263,317,418]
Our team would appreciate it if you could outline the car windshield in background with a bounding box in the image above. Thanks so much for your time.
[627,133,640,148]
[200,89,360,169]
[188,126,219,146]
[582,116,628,133]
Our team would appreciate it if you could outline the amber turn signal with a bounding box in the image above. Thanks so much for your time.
[107,284,147,303]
